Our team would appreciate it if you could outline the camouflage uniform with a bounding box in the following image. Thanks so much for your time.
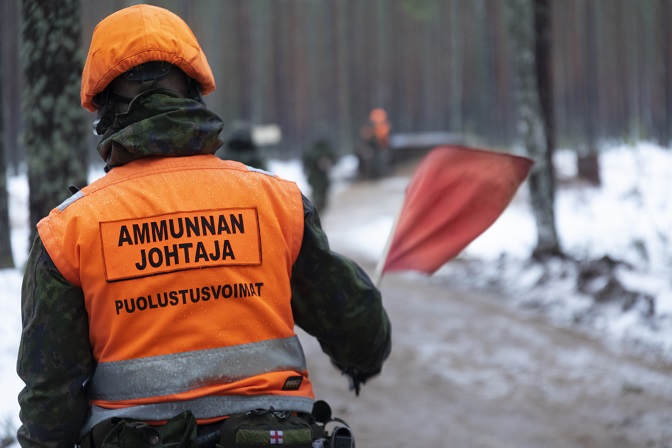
[302,139,336,212]
[17,92,391,448]
[359,110,392,179]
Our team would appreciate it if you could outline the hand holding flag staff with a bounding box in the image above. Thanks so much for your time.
[373,145,534,286]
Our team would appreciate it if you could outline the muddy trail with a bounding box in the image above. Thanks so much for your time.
[297,173,672,448]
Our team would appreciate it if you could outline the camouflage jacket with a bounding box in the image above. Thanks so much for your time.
[16,91,391,448]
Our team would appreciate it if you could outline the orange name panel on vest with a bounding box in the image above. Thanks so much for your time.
[100,208,262,281]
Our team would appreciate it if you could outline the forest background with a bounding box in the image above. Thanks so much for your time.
[2,0,671,168]
[2,1,672,281]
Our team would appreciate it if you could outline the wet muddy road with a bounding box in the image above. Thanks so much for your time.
[298,177,672,448]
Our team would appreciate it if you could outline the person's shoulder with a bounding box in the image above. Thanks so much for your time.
[246,165,275,177]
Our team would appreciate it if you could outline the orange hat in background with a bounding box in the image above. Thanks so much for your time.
[81,4,216,112]
[370,108,388,123]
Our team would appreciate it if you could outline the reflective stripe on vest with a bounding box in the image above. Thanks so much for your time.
[90,336,306,401]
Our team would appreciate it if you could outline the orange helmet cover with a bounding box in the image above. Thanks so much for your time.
[370,108,388,123]
[81,4,216,111]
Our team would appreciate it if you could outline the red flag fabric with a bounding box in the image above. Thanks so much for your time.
[381,145,533,274]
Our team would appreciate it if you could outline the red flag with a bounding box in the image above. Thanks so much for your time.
[381,145,533,275]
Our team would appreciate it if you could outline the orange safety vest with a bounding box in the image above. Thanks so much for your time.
[37,154,314,434]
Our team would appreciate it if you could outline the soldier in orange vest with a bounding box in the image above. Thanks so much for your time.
[16,5,390,448]
[358,108,392,179]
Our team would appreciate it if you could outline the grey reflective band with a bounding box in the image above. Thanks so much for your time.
[246,165,274,176]
[90,336,307,401]
[80,394,315,438]
[57,191,84,211]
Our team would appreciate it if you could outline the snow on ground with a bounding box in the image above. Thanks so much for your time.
[2,142,672,440]
[439,142,672,363]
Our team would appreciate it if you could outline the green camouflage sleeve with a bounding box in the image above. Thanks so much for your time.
[290,196,391,389]
[17,237,93,448]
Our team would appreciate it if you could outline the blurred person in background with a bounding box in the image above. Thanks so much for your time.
[302,138,336,212]
[217,122,268,171]
[358,108,391,179]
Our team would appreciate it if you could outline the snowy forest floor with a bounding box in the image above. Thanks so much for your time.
[3,143,672,447]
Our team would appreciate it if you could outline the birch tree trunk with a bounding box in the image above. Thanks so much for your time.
[22,0,89,244]
[506,0,561,258]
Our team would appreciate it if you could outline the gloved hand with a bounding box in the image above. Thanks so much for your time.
[339,366,377,396]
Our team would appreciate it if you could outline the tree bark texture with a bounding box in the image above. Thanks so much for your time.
[22,0,89,244]
[507,0,561,258]
[0,28,15,269]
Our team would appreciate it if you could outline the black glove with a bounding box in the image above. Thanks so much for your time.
[339,366,375,396]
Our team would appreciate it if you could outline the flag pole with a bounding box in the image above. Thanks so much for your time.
[373,198,405,288]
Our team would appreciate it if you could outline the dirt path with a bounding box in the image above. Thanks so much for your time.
[298,175,672,448]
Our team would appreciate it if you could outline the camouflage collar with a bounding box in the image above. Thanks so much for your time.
[97,90,224,170]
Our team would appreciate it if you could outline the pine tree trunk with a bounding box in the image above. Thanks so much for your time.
[507,0,562,258]
[1,0,23,174]
[334,0,353,153]
[0,38,15,269]
[22,0,89,244]
[577,0,602,186]
[449,0,463,132]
